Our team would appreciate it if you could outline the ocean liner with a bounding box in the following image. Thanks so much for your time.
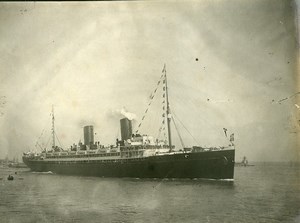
[23,65,235,179]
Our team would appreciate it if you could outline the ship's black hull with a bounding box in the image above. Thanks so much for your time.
[23,149,235,179]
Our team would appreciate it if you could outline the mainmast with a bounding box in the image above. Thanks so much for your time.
[163,64,172,151]
[51,105,55,148]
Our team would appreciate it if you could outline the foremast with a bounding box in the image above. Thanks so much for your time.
[134,64,173,151]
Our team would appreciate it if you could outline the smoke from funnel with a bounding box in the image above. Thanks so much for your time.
[109,107,137,121]
[120,108,136,120]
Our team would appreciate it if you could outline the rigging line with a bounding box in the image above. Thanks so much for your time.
[171,116,185,148]
[35,112,53,148]
[172,95,222,134]
[45,135,51,149]
[277,92,300,103]
[172,111,200,145]
[35,128,45,146]
[35,142,43,150]
[54,132,63,148]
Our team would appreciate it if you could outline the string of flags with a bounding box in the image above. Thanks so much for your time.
[154,68,168,142]
[157,122,166,140]
[160,73,167,141]
[136,65,168,142]
[136,73,165,133]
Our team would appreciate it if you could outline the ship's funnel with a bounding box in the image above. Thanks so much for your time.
[120,118,132,141]
[83,125,94,145]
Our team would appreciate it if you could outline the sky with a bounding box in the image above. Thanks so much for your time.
[0,0,299,162]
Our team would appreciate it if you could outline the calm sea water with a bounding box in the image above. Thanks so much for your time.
[0,163,299,223]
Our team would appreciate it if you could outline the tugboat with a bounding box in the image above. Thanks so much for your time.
[7,175,14,181]
[235,156,254,167]
[23,65,235,180]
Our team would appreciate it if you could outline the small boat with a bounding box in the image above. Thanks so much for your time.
[235,156,254,167]
[7,175,14,180]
